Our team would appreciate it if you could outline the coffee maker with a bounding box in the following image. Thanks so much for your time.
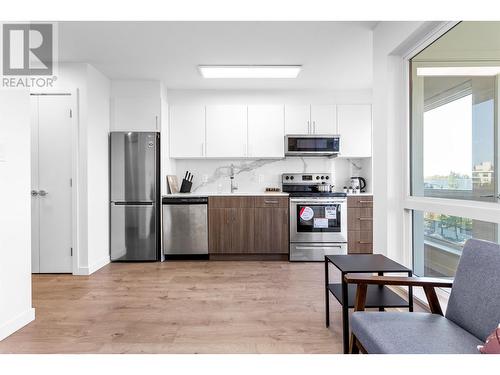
[350,177,367,193]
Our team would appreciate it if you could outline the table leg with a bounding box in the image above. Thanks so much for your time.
[341,272,349,354]
[378,272,384,312]
[325,257,330,327]
[408,271,414,312]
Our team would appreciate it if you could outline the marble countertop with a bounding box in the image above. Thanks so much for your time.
[163,192,373,198]
[163,192,289,198]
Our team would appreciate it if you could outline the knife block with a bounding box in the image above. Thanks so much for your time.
[179,178,193,193]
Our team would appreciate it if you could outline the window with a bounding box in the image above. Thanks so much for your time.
[411,72,497,202]
[408,22,500,279]
[413,210,498,277]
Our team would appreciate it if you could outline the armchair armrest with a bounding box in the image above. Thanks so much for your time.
[344,274,453,288]
[344,274,453,316]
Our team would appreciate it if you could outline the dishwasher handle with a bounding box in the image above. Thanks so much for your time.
[162,197,208,205]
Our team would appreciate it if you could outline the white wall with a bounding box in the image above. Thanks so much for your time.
[168,89,372,106]
[110,80,161,132]
[372,22,439,264]
[0,89,35,340]
[86,65,111,273]
[160,83,176,194]
[167,89,373,194]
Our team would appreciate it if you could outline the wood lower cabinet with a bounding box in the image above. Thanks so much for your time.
[231,208,255,253]
[208,196,289,257]
[254,207,289,254]
[347,195,373,254]
[208,208,233,254]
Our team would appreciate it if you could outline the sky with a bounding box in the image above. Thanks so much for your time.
[423,95,494,177]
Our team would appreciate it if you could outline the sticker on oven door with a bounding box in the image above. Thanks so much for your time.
[299,206,314,221]
[325,206,337,220]
[314,218,329,228]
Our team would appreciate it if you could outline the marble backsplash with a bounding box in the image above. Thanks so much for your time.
[171,157,371,194]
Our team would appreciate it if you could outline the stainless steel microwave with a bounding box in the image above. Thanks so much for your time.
[285,135,340,157]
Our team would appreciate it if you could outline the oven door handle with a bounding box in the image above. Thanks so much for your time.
[290,199,346,204]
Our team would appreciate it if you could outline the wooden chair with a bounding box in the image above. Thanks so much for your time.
[345,239,500,354]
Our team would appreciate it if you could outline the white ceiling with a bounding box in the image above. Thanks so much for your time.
[58,21,375,90]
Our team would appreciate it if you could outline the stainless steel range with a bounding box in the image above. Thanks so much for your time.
[282,173,347,261]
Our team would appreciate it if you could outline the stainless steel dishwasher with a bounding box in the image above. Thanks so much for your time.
[162,196,208,258]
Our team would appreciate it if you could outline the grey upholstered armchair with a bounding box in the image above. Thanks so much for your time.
[346,239,500,354]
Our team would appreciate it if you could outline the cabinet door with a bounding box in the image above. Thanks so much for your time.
[311,105,337,134]
[248,105,285,158]
[111,97,160,131]
[284,105,310,135]
[254,207,289,254]
[169,105,206,158]
[208,208,232,254]
[231,208,255,253]
[206,105,247,157]
[337,104,372,157]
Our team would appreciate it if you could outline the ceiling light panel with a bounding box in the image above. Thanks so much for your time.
[198,65,302,79]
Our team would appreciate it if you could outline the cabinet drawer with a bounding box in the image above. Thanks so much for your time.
[254,196,288,208]
[208,196,255,208]
[348,231,373,254]
[347,196,373,208]
[347,208,373,231]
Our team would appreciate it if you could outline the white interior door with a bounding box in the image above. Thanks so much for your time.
[31,95,73,273]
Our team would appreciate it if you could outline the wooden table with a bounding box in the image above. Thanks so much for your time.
[325,254,413,354]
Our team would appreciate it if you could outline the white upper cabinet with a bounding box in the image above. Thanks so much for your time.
[248,105,285,158]
[169,105,206,158]
[284,105,310,135]
[111,97,160,131]
[337,104,372,158]
[311,105,337,134]
[206,105,247,158]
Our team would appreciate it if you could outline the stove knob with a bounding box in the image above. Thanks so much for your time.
[285,176,289,180]
[316,176,320,180]
[321,176,325,180]
[290,176,294,180]
[326,176,329,180]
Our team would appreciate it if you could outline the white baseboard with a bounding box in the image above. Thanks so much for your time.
[0,308,35,341]
[74,256,110,276]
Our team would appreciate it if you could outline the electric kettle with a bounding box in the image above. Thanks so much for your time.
[350,177,366,193]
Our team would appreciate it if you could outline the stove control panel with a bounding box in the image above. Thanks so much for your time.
[282,173,332,184]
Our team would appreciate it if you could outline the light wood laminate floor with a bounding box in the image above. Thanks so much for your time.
[0,261,345,353]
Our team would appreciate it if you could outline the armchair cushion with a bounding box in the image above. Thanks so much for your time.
[351,311,482,354]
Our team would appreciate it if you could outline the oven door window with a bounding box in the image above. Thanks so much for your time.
[296,204,341,232]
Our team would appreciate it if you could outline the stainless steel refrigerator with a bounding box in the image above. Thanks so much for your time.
[110,132,160,261]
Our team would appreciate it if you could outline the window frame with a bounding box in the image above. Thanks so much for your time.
[400,22,500,278]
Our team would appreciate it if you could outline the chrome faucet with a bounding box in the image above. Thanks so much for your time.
[230,164,238,193]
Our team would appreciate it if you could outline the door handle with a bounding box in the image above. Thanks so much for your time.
[38,190,48,197]
[264,200,279,204]
[358,217,373,221]
[307,120,310,134]
[313,121,316,134]
[31,190,39,197]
